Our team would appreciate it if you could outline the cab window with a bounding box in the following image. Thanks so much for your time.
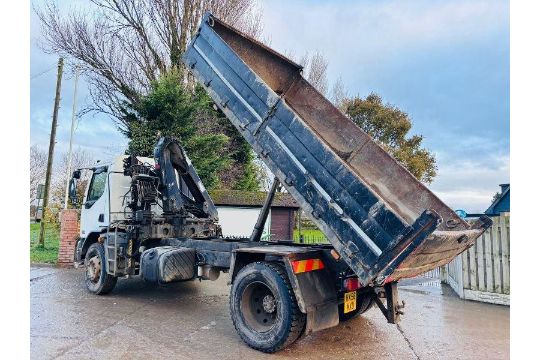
[87,168,107,203]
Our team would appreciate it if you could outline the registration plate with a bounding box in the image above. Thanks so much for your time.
[344,291,357,313]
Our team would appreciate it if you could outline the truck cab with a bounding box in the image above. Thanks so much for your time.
[73,156,157,264]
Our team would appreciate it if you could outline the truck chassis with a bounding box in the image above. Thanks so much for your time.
[71,138,403,353]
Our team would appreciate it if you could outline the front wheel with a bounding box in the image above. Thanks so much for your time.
[84,243,117,295]
[230,262,306,353]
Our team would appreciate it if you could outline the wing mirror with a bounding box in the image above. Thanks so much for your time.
[72,169,81,179]
[68,178,80,206]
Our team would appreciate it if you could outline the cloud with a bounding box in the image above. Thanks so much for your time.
[424,130,509,213]
[260,0,508,73]
[430,152,509,212]
[433,189,496,214]
[353,0,507,48]
[427,132,509,164]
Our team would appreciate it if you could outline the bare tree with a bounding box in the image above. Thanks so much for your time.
[35,0,263,129]
[306,52,329,96]
[330,76,348,111]
[50,148,97,205]
[102,144,129,163]
[294,51,329,96]
[288,52,349,106]
[30,145,48,202]
[253,156,273,192]
[298,51,328,96]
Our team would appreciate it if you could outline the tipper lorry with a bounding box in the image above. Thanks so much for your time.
[68,13,493,353]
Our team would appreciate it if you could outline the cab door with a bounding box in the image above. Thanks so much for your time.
[80,166,108,238]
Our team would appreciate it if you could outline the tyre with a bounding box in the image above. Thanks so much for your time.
[338,292,374,322]
[84,243,117,295]
[230,262,306,353]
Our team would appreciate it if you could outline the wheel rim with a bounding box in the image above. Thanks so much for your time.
[86,253,101,284]
[240,281,279,332]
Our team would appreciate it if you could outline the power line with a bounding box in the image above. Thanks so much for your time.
[30,62,58,80]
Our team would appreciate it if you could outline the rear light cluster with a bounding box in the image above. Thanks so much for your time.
[344,277,361,291]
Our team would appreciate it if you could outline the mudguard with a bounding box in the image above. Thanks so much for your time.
[232,246,339,333]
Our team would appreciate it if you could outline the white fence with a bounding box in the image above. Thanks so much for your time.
[412,267,441,287]
[441,213,510,305]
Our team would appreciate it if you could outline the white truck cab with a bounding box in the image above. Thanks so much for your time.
[76,156,156,259]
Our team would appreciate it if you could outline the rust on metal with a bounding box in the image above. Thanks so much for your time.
[184,13,492,283]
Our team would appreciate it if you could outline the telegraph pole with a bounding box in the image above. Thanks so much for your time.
[39,58,64,247]
[64,64,79,209]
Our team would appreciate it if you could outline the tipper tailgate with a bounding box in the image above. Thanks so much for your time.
[183,13,492,285]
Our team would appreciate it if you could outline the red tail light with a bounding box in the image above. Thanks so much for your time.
[344,277,360,291]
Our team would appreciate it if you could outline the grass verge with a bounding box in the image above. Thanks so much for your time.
[30,223,59,264]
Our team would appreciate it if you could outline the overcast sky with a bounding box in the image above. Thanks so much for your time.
[30,0,509,213]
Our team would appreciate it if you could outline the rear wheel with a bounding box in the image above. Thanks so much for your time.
[230,262,306,353]
[338,292,374,322]
[84,243,117,295]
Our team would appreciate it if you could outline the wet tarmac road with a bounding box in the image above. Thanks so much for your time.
[31,266,509,360]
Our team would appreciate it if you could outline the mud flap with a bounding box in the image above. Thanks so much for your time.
[282,257,339,334]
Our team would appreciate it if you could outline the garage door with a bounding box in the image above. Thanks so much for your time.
[270,208,293,241]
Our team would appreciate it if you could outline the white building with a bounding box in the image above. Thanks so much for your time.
[209,190,300,241]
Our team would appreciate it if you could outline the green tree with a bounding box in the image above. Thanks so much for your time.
[342,93,437,183]
[187,87,260,191]
[122,70,258,190]
[122,70,228,189]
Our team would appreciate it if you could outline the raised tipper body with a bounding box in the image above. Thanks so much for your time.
[183,12,492,286]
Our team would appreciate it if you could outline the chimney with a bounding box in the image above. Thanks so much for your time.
[499,183,509,193]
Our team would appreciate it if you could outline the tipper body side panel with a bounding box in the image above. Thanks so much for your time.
[183,13,492,284]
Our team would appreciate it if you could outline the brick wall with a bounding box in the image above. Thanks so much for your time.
[58,209,80,267]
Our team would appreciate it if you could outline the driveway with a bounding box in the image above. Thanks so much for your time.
[30,266,509,360]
